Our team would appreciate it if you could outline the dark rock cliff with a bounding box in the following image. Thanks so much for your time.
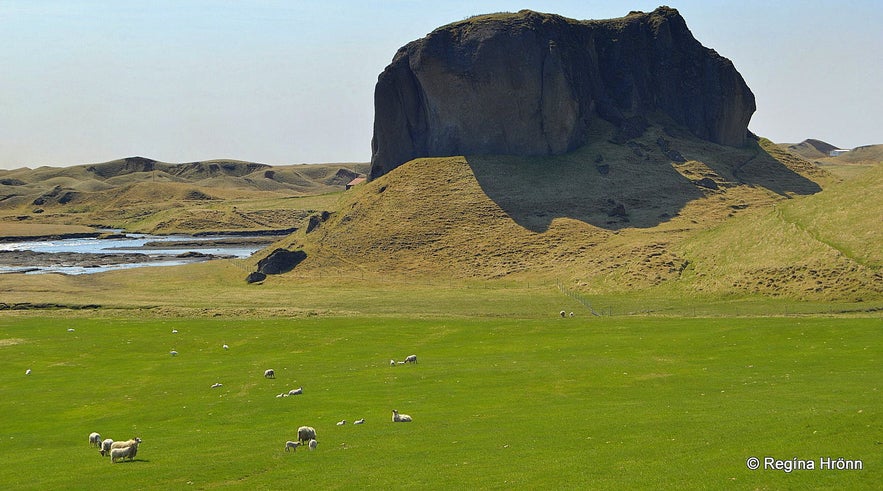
[370,7,756,179]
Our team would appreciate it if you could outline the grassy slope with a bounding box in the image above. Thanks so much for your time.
[0,315,878,489]
[265,125,877,303]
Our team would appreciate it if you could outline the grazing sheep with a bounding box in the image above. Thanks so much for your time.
[264,369,275,379]
[211,382,223,388]
[288,387,303,396]
[99,439,114,456]
[171,329,178,334]
[308,439,318,451]
[336,420,346,426]
[560,310,566,318]
[110,442,140,463]
[25,369,31,375]
[392,409,412,422]
[297,426,316,444]
[353,418,365,425]
[110,438,141,450]
[223,344,229,350]
[110,438,141,462]
[284,441,300,452]
[276,393,286,398]
[89,432,101,447]
[569,312,574,317]
[170,350,178,356]
[404,354,417,364]
[390,359,396,366]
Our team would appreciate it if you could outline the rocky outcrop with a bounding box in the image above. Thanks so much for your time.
[256,249,307,275]
[370,7,756,178]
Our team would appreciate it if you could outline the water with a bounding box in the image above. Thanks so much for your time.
[0,233,265,275]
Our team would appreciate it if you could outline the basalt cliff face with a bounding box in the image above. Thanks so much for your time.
[370,7,756,179]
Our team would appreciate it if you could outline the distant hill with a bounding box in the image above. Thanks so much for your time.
[0,157,369,234]
[784,139,840,159]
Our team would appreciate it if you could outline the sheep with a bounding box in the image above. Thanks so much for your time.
[88,432,101,447]
[110,438,141,462]
[67,328,75,332]
[110,442,140,463]
[353,418,365,425]
[288,387,303,396]
[308,439,318,451]
[99,438,114,456]
[404,354,417,364]
[25,369,31,375]
[171,329,178,334]
[390,359,396,366]
[223,344,229,350]
[211,382,223,388]
[392,409,412,422]
[170,350,178,356]
[336,420,346,426]
[560,310,566,318]
[110,438,141,451]
[297,426,316,444]
[284,441,300,452]
[569,312,574,317]
[264,369,275,379]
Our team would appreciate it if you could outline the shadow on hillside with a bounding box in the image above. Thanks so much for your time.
[466,140,822,233]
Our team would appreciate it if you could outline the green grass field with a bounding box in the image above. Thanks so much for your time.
[0,314,878,489]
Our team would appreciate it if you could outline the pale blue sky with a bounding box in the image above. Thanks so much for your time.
[1,0,880,169]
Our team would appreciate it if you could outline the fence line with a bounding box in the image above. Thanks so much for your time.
[556,279,603,316]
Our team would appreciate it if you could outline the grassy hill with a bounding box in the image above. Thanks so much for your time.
[0,157,369,234]
[260,123,879,303]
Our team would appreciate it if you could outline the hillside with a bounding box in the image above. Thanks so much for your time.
[0,157,369,234]
[784,139,840,159]
[256,122,880,302]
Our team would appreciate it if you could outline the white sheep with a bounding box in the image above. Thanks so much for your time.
[353,418,365,425]
[297,426,316,444]
[110,443,139,463]
[110,437,141,451]
[110,438,141,462]
[560,310,566,318]
[25,369,31,375]
[170,350,178,356]
[308,439,318,451]
[171,329,178,334]
[264,369,275,379]
[390,359,396,366]
[284,440,300,452]
[288,387,303,396]
[404,354,417,364]
[223,344,229,350]
[336,420,346,426]
[569,312,574,317]
[88,432,101,447]
[211,382,223,388]
[392,409,412,422]
[67,328,75,332]
[99,438,114,456]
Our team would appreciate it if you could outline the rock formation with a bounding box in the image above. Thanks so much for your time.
[370,7,756,179]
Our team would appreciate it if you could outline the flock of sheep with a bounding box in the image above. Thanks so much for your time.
[88,326,419,464]
[276,352,417,454]
[88,432,141,463]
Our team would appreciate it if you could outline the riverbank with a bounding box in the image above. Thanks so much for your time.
[0,249,230,273]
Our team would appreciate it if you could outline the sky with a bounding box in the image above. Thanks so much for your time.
[1,0,880,169]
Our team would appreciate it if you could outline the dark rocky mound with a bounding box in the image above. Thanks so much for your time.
[256,248,307,275]
[370,7,756,179]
